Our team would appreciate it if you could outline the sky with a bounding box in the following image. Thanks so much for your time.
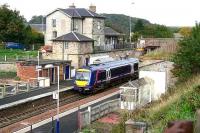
[0,0,199,27]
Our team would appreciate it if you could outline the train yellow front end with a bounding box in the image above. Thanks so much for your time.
[74,69,92,92]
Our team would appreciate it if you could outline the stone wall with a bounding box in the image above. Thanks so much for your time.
[82,17,105,46]
[45,10,105,47]
[0,63,16,72]
[45,10,72,45]
[43,41,93,68]
[92,18,105,47]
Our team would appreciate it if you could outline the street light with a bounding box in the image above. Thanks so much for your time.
[129,2,135,44]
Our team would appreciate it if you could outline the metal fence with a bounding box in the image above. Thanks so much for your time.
[0,78,49,99]
[0,55,36,62]
[94,43,134,52]
[79,99,120,129]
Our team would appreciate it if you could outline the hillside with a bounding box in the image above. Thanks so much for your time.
[102,13,151,34]
[114,74,200,133]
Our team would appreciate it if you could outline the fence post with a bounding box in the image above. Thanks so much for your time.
[195,110,200,133]
[30,124,32,133]
[52,116,54,133]
[16,55,18,61]
[4,55,6,62]
[88,106,91,124]
[27,83,30,92]
[3,84,6,97]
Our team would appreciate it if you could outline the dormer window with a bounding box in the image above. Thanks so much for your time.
[52,19,56,27]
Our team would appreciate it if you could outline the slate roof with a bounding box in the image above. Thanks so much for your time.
[52,32,94,42]
[47,8,105,19]
[104,27,121,36]
[17,59,71,66]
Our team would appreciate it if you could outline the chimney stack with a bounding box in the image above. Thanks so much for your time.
[69,3,76,8]
[89,4,96,12]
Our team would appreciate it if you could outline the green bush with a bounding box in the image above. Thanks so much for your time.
[0,71,17,79]
[112,76,200,133]
[173,23,200,80]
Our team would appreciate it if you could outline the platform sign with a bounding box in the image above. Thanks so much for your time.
[53,91,58,100]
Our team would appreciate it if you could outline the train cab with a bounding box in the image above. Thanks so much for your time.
[74,69,92,91]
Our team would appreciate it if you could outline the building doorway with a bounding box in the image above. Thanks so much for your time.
[65,65,70,80]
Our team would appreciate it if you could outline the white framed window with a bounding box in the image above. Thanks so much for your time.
[52,31,57,38]
[64,42,68,49]
[97,22,101,29]
[52,19,56,27]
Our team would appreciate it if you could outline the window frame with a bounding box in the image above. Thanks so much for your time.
[52,31,57,39]
[64,42,68,49]
[52,19,56,27]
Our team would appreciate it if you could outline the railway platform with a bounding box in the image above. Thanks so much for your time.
[0,80,73,110]
[1,87,120,133]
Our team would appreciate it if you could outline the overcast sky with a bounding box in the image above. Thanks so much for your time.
[0,0,199,26]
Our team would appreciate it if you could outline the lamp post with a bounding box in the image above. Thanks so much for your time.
[56,66,60,133]
[129,2,135,45]
[42,15,45,35]
[37,51,40,83]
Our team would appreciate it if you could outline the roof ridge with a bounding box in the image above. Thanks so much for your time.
[74,9,81,17]
[72,31,80,41]
[85,9,94,17]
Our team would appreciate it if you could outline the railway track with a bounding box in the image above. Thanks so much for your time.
[0,90,87,128]
[0,60,166,128]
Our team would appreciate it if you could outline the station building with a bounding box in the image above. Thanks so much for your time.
[16,59,71,84]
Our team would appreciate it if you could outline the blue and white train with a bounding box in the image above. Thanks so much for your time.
[74,58,139,92]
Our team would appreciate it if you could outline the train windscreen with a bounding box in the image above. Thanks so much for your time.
[76,71,90,81]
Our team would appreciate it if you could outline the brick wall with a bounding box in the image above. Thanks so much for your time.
[16,63,37,81]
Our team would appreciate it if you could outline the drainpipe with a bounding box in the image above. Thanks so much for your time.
[62,42,64,60]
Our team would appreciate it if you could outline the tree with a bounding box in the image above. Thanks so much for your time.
[24,26,44,49]
[29,15,46,24]
[0,4,26,43]
[0,4,44,49]
[131,32,140,42]
[134,19,145,32]
[172,23,200,80]
[140,24,173,38]
[178,27,192,37]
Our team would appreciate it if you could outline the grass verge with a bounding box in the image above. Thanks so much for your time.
[0,49,37,60]
[112,74,200,133]
[0,71,17,79]
[142,49,174,61]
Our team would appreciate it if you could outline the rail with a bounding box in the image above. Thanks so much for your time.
[0,90,86,128]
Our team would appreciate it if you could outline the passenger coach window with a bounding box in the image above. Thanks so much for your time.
[111,65,131,78]
[98,71,106,81]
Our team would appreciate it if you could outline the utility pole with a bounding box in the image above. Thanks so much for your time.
[129,2,135,45]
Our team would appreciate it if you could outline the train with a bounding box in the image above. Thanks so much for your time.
[74,58,139,93]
